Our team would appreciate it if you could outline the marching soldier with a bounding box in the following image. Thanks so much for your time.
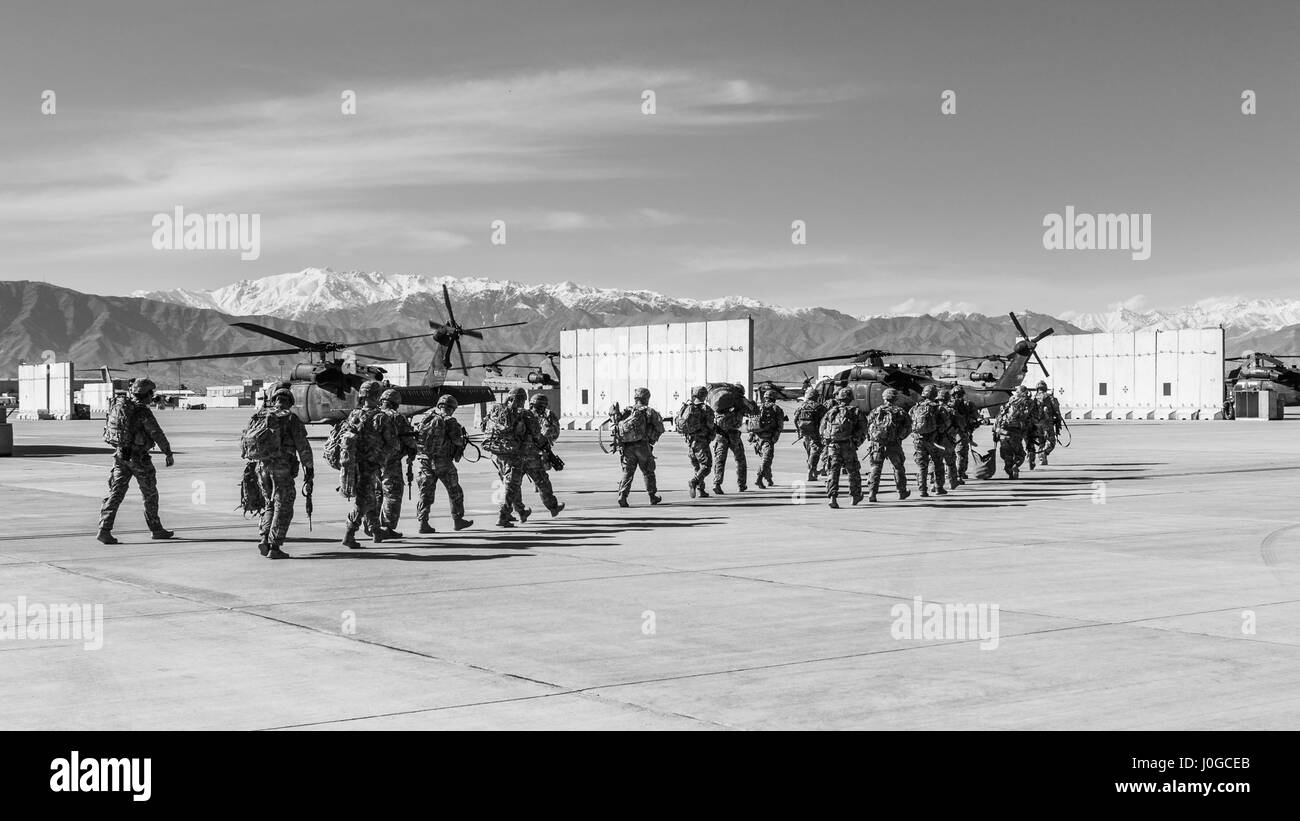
[793,387,827,482]
[675,386,717,498]
[750,390,787,488]
[412,395,474,533]
[514,393,565,521]
[948,385,980,479]
[994,385,1035,479]
[613,387,664,507]
[377,388,417,539]
[711,395,748,494]
[245,385,313,559]
[819,387,867,508]
[910,385,948,497]
[936,389,962,490]
[98,377,176,544]
[863,388,912,502]
[342,380,398,548]
[1033,381,1063,465]
[481,387,530,528]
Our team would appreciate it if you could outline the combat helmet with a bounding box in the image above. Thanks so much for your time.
[509,387,527,403]
[530,392,550,407]
[835,387,854,402]
[270,385,295,405]
[692,386,708,400]
[380,388,402,406]
[921,385,939,399]
[633,387,650,403]
[1036,380,1049,391]
[359,380,384,399]
[763,390,779,402]
[130,377,157,396]
[436,394,458,410]
[950,385,965,397]
[938,388,951,401]
[882,388,900,403]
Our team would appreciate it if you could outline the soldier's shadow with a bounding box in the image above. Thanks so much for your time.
[295,551,527,562]
[13,445,117,457]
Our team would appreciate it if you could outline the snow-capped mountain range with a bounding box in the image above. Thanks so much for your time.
[133,267,799,322]
[1059,299,1300,334]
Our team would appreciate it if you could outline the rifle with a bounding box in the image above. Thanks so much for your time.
[304,476,314,531]
[602,403,624,455]
[406,457,414,500]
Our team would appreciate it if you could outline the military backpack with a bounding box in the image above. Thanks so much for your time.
[241,410,284,462]
[823,404,856,442]
[103,396,139,447]
[911,400,939,436]
[675,402,707,437]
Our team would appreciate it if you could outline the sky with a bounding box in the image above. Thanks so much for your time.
[1,0,1297,317]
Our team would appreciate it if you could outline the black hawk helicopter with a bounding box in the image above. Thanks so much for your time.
[1226,352,1300,407]
[754,312,1054,415]
[125,285,525,424]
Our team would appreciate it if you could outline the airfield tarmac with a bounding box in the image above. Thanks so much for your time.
[2,409,1299,731]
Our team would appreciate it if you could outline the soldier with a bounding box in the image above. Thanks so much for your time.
[613,387,665,507]
[675,386,717,498]
[864,388,912,502]
[750,390,787,488]
[482,387,530,528]
[948,385,980,479]
[342,380,399,548]
[514,393,565,521]
[1033,381,1063,465]
[244,385,313,559]
[412,395,474,533]
[819,387,867,508]
[792,387,827,482]
[936,389,962,490]
[1022,384,1045,470]
[910,385,948,497]
[376,388,417,539]
[994,385,1035,479]
[98,377,176,544]
[711,394,748,494]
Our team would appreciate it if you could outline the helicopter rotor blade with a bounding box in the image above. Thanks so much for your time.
[354,353,396,362]
[456,337,469,375]
[1009,312,1031,341]
[442,284,457,328]
[228,322,317,349]
[464,321,529,333]
[125,347,303,365]
[754,353,862,372]
[343,331,442,348]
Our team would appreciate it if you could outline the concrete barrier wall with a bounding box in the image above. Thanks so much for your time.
[1036,328,1225,420]
[560,318,753,427]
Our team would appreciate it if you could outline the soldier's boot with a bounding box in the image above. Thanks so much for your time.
[96,529,119,545]
[755,477,766,489]
[453,517,474,531]
[852,493,865,505]
[418,518,436,534]
[919,484,930,498]
[258,538,272,557]
[712,484,724,495]
[806,469,817,482]
[372,523,386,544]
[697,485,710,498]
[935,485,948,496]
[550,502,565,517]
[896,470,911,501]
[828,496,840,509]
[1040,455,1049,466]
[496,512,515,528]
[649,494,663,505]
[617,496,630,508]
[688,479,698,499]
[151,528,174,540]
[342,527,363,550]
[381,528,403,539]
[267,544,290,560]
[518,507,532,523]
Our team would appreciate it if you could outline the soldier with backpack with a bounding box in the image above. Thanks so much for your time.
[675,386,717,498]
[819,387,868,508]
[376,388,417,539]
[1033,381,1063,465]
[613,387,665,507]
[481,387,530,528]
[793,387,827,483]
[412,395,473,533]
[513,393,565,521]
[748,390,787,488]
[936,389,962,491]
[341,380,399,548]
[864,388,912,503]
[98,377,176,544]
[910,385,948,497]
[994,385,1036,479]
[710,394,748,494]
[242,385,313,559]
[949,385,981,479]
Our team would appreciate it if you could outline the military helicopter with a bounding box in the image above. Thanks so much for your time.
[460,350,561,393]
[1226,352,1300,406]
[754,312,1053,415]
[125,285,524,424]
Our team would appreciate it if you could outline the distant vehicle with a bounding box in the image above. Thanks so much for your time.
[1226,352,1300,407]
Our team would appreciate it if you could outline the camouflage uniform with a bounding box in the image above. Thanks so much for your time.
[910,392,948,497]
[949,390,981,478]
[819,392,868,506]
[1034,387,1062,464]
[379,404,418,534]
[751,395,787,487]
[99,394,173,536]
[413,400,471,531]
[676,392,717,497]
[343,399,399,543]
[616,392,664,505]
[250,407,313,551]
[793,394,827,482]
[935,393,962,490]
[483,392,530,527]
[516,403,562,517]
[711,407,748,492]
[995,389,1037,479]
[864,397,911,502]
